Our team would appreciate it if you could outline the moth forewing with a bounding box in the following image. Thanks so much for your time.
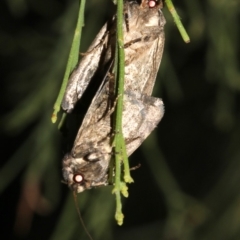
[123,3,165,95]
[61,22,111,112]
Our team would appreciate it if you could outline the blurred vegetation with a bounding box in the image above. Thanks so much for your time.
[0,0,240,239]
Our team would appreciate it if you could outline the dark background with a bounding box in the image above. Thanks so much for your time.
[1,0,240,239]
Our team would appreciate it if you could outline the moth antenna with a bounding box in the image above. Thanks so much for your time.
[73,191,94,240]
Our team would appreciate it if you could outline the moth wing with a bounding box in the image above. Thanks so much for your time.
[122,92,164,156]
[62,19,114,112]
[71,61,114,150]
[124,8,165,96]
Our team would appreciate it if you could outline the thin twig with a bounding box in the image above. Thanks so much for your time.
[52,0,86,123]
[165,0,190,43]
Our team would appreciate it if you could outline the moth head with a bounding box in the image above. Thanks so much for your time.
[140,0,162,9]
[62,153,109,193]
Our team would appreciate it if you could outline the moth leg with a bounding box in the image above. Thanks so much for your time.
[130,164,141,171]
[124,1,130,32]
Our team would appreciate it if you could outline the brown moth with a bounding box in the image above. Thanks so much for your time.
[62,0,166,192]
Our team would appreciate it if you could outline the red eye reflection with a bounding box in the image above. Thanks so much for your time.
[148,0,156,8]
[73,174,84,183]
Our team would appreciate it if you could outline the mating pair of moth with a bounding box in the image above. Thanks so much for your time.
[62,0,166,193]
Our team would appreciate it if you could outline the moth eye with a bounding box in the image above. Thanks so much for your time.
[148,0,156,8]
[73,174,84,183]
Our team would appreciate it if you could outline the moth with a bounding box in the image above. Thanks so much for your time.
[62,0,166,192]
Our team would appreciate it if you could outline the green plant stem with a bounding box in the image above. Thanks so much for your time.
[52,0,86,123]
[112,0,133,226]
[165,0,190,43]
[113,0,125,226]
